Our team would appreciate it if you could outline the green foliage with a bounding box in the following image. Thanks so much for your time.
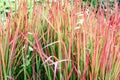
[0,0,120,80]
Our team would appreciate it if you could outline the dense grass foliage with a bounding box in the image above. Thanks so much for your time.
[0,0,120,80]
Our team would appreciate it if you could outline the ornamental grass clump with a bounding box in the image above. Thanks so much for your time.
[0,0,120,80]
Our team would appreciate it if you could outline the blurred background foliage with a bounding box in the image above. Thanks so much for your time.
[0,0,119,27]
[0,0,118,15]
[0,0,120,28]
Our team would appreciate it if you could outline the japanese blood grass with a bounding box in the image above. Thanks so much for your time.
[0,0,120,80]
